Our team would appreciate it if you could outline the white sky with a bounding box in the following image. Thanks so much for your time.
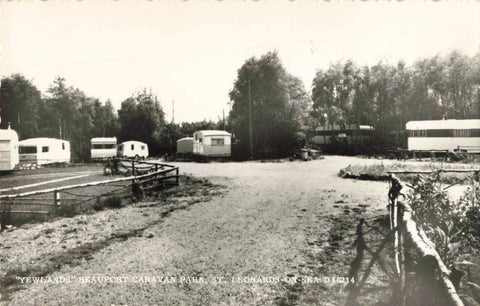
[1,1,479,123]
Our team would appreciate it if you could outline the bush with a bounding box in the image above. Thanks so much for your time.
[407,173,480,269]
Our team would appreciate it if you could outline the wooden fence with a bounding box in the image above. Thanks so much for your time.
[346,169,479,305]
[0,160,179,218]
[388,174,464,306]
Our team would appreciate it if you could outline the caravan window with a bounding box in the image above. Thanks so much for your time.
[20,146,37,154]
[92,144,115,149]
[211,138,224,146]
[199,138,203,143]
[42,146,49,152]
[141,145,145,150]
[62,143,65,150]
[131,144,134,150]
[454,129,470,137]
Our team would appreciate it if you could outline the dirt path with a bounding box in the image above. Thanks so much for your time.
[2,156,391,305]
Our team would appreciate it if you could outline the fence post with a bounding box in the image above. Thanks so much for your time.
[397,201,406,306]
[176,167,179,186]
[131,160,135,176]
[54,190,61,206]
[471,172,477,207]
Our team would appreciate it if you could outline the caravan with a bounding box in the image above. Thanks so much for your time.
[19,138,70,165]
[193,130,231,157]
[176,137,194,154]
[0,126,19,171]
[117,141,149,158]
[406,119,480,153]
[91,137,117,159]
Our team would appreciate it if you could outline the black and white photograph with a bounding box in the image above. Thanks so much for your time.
[1,0,480,305]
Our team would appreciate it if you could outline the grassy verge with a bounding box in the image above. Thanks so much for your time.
[1,175,222,229]
[0,175,225,300]
[339,162,479,184]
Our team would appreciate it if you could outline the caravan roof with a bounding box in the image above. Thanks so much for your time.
[195,130,231,137]
[177,137,194,142]
[0,129,19,141]
[406,119,480,130]
[91,137,117,144]
[19,138,67,146]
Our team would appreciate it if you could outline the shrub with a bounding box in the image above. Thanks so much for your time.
[407,173,479,270]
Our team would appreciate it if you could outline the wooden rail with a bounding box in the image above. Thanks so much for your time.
[390,175,464,306]
[388,169,480,174]
[0,167,178,199]
[0,161,179,218]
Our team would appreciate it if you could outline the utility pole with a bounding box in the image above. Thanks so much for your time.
[248,79,253,159]
[59,118,62,139]
[222,108,225,130]
[172,100,175,123]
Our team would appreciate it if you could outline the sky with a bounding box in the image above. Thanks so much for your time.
[1,1,480,123]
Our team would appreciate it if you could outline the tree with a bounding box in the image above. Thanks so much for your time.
[229,51,311,158]
[118,89,166,156]
[0,74,42,139]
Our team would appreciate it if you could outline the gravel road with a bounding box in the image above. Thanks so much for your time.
[2,156,398,305]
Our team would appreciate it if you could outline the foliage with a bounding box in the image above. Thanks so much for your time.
[0,75,119,161]
[406,172,480,274]
[229,51,311,159]
[310,51,480,148]
[407,173,460,228]
[0,74,43,139]
[118,89,166,156]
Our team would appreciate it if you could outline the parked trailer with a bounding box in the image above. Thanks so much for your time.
[117,141,149,158]
[193,130,231,157]
[19,138,70,165]
[176,137,194,154]
[406,119,480,153]
[0,126,19,171]
[312,124,375,145]
[91,137,117,159]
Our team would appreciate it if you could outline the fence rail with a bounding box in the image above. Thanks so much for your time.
[347,171,471,305]
[389,175,464,306]
[0,160,179,218]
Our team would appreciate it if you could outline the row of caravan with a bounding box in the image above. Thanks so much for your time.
[0,129,150,171]
[90,138,149,159]
[0,129,231,171]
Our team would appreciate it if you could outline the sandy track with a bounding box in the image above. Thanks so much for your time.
[3,156,392,305]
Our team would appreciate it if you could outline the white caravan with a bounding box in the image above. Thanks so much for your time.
[193,130,231,157]
[117,141,149,158]
[406,119,480,153]
[0,126,19,171]
[176,137,194,154]
[19,138,70,165]
[91,137,117,159]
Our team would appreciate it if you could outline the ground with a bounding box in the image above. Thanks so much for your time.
[0,156,466,305]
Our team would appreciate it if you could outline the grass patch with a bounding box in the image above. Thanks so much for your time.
[93,195,123,211]
[339,162,479,184]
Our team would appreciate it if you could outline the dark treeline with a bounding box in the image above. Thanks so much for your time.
[1,50,479,160]
[0,75,224,160]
